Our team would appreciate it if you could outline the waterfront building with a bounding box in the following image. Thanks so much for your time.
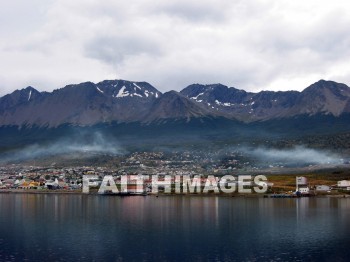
[337,180,350,188]
[296,176,309,195]
[315,185,331,192]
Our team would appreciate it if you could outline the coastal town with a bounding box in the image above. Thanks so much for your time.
[1,150,350,196]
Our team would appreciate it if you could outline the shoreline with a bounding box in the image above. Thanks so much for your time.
[1,189,349,198]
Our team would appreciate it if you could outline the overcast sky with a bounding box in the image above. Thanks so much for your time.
[1,0,350,95]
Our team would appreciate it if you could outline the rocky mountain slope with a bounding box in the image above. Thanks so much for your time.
[180,80,350,121]
[0,79,349,127]
[0,80,161,127]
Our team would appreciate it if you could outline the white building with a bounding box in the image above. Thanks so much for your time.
[299,187,310,194]
[296,176,307,185]
[315,185,331,192]
[337,180,350,188]
[296,176,309,195]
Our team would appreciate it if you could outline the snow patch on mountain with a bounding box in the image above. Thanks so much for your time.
[133,83,142,90]
[190,92,204,100]
[214,100,235,107]
[116,86,129,98]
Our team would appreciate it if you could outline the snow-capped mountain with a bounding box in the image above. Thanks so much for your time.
[180,80,350,121]
[96,80,161,99]
[143,90,218,122]
[0,79,350,128]
[0,80,162,127]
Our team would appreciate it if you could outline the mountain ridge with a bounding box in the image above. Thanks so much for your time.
[0,79,350,127]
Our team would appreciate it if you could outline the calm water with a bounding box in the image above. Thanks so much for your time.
[0,194,350,262]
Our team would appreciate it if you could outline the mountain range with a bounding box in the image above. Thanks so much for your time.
[1,79,350,152]
[1,79,350,127]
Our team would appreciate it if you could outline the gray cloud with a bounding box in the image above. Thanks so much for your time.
[146,0,231,22]
[84,34,162,65]
[1,0,350,96]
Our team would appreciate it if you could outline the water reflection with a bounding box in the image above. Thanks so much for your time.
[0,194,349,261]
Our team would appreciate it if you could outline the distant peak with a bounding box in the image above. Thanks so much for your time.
[313,79,335,86]
[303,79,349,92]
[161,90,185,98]
[23,86,38,92]
[164,90,180,95]
[207,83,227,88]
[97,79,142,85]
